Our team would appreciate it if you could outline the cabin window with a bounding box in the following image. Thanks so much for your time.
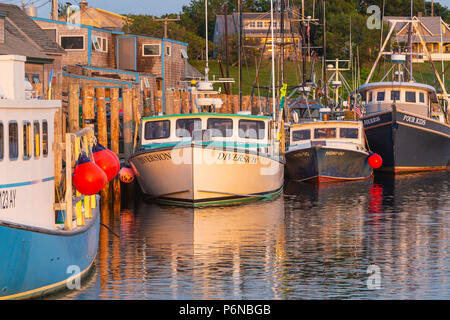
[368,91,373,102]
[42,121,48,157]
[176,118,202,138]
[238,120,265,140]
[406,91,416,103]
[60,35,84,50]
[32,74,40,84]
[8,122,18,160]
[23,122,31,160]
[377,92,385,101]
[0,122,3,161]
[391,90,400,101]
[314,128,336,139]
[33,121,40,158]
[145,120,170,140]
[207,118,233,138]
[292,130,311,141]
[143,44,160,57]
[419,92,425,103]
[340,128,359,139]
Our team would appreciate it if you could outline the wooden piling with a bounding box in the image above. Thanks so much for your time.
[110,88,121,212]
[68,83,79,133]
[82,85,95,129]
[123,88,133,160]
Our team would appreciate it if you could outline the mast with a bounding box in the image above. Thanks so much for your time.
[238,0,243,109]
[224,4,230,94]
[270,0,276,119]
[280,0,285,84]
[205,0,209,82]
[322,0,328,106]
[408,0,413,81]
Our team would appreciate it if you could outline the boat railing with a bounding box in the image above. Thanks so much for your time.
[53,127,97,231]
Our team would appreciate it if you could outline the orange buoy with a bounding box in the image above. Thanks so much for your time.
[119,167,135,183]
[93,143,120,181]
[368,153,383,169]
[73,152,107,195]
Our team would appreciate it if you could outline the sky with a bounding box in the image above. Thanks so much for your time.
[10,0,449,19]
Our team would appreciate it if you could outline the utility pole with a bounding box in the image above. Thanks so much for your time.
[52,0,58,20]
[153,15,181,39]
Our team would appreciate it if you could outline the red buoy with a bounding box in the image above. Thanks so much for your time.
[93,143,120,181]
[73,152,107,195]
[368,153,383,169]
[119,167,135,183]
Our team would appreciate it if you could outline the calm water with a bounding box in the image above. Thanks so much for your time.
[59,171,449,300]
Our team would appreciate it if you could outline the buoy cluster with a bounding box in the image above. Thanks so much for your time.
[73,143,120,195]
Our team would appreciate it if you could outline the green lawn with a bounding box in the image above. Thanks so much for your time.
[189,59,450,98]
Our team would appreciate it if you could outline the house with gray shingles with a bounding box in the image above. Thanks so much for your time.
[0,3,65,99]
[213,12,302,60]
[384,13,450,62]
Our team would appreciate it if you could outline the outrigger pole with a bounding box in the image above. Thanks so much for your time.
[270,0,276,120]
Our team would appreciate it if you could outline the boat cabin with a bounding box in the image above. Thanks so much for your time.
[288,121,366,151]
[140,113,274,153]
[359,82,440,119]
[0,55,60,229]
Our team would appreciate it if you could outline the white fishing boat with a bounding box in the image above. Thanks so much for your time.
[128,0,284,206]
[0,55,100,299]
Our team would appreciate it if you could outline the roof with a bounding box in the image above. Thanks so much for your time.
[0,3,64,56]
[384,15,450,39]
[67,6,130,30]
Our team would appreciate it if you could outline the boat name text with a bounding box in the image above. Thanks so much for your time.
[138,152,172,164]
[325,151,345,156]
[0,189,16,210]
[402,115,426,126]
[218,152,258,164]
[363,116,381,126]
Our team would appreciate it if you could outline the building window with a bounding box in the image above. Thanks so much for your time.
[405,91,416,103]
[256,21,263,28]
[0,122,3,161]
[92,35,108,52]
[23,122,31,160]
[166,46,171,56]
[238,120,265,139]
[60,35,84,50]
[377,91,385,101]
[391,90,400,101]
[43,29,57,42]
[143,44,161,57]
[207,118,233,137]
[248,21,256,28]
[145,120,170,140]
[42,121,48,157]
[33,121,40,158]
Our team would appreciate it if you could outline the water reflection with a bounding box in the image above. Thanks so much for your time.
[60,171,449,300]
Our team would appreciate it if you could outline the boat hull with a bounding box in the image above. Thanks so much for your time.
[362,109,450,173]
[129,144,284,206]
[285,146,373,183]
[0,211,100,300]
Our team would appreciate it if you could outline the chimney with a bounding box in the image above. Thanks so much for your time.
[0,12,6,44]
[80,1,88,11]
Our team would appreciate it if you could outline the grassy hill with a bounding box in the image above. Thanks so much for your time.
[190,59,450,98]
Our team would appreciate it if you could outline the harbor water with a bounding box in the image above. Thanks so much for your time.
[57,171,449,300]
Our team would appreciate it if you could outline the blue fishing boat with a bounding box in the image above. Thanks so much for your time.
[0,55,100,299]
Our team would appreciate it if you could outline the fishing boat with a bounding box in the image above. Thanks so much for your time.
[285,107,373,183]
[128,0,284,206]
[358,18,450,173]
[0,55,100,299]
[129,110,284,206]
